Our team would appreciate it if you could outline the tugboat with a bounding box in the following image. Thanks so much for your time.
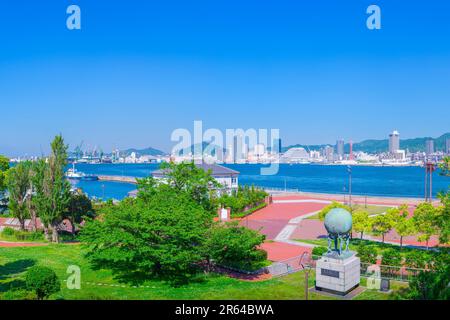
[65,163,99,181]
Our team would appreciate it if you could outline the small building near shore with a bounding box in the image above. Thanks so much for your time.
[151,162,239,195]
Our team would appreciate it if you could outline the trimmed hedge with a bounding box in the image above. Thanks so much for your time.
[1,227,45,242]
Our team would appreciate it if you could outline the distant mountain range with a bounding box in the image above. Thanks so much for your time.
[283,133,450,154]
[65,132,449,159]
[120,147,167,157]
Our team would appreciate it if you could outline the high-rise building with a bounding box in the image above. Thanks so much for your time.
[216,147,224,163]
[446,138,450,154]
[273,138,282,154]
[425,139,434,155]
[233,135,241,163]
[323,145,334,161]
[389,130,400,153]
[336,139,344,158]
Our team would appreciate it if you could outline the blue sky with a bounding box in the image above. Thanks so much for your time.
[1,0,449,156]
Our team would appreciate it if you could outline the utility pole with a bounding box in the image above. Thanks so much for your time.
[425,161,435,203]
[424,160,428,201]
[430,163,433,203]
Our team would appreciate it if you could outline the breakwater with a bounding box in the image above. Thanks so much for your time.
[97,175,137,184]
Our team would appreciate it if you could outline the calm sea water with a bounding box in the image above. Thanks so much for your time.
[70,163,449,200]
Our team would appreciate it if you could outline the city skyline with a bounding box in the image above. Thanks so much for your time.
[1,1,450,155]
[4,129,449,158]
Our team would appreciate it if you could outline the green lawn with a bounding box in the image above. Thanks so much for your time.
[0,244,401,300]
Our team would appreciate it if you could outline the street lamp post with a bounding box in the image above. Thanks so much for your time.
[299,252,312,301]
[347,166,352,208]
[304,266,311,300]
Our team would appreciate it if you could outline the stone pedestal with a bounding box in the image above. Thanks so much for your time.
[315,251,360,296]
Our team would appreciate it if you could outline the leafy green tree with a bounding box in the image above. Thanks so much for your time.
[318,201,351,221]
[404,250,430,269]
[80,184,212,284]
[413,202,439,249]
[152,161,220,212]
[26,266,60,300]
[389,205,416,249]
[380,248,402,278]
[381,248,402,266]
[394,265,450,300]
[32,135,71,242]
[352,210,371,239]
[203,221,267,271]
[66,190,94,235]
[0,155,9,190]
[356,244,378,264]
[371,213,394,243]
[434,190,450,245]
[438,156,450,176]
[5,161,32,230]
[395,218,415,249]
[0,155,10,210]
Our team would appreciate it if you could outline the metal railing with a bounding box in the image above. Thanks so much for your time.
[267,254,429,282]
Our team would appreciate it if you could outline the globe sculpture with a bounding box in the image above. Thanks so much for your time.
[324,208,352,256]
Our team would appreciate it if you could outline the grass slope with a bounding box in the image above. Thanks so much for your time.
[0,244,398,300]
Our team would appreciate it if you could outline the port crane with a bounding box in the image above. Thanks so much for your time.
[74,140,84,160]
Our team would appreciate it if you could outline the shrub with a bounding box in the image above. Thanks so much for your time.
[219,185,268,216]
[59,230,78,242]
[318,202,351,221]
[356,245,378,264]
[381,248,402,266]
[14,230,45,241]
[404,251,430,269]
[26,266,60,300]
[1,227,45,241]
[1,227,15,236]
[393,267,450,300]
[204,221,267,272]
[0,289,36,300]
[231,203,267,218]
[312,246,328,259]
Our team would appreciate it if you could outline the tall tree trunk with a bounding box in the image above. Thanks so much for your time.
[382,233,385,243]
[400,236,403,249]
[31,210,37,232]
[19,218,25,231]
[360,231,364,240]
[44,226,51,241]
[51,223,59,243]
[28,200,37,232]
